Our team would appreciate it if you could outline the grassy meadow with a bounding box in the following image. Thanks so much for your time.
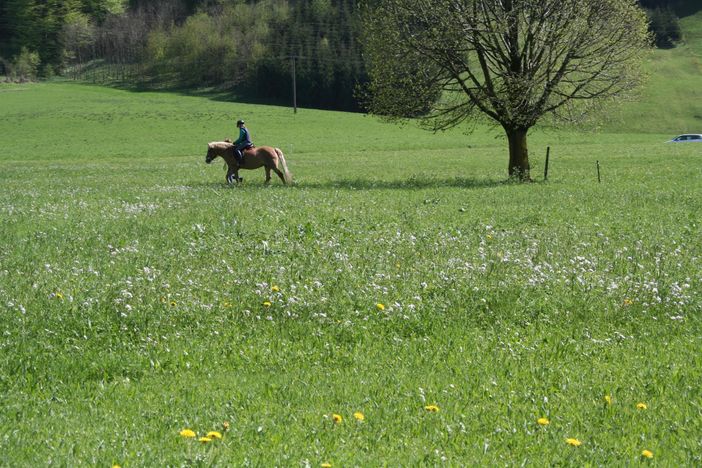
[1,75,701,466]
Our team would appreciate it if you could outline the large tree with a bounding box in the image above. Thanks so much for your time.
[361,0,651,180]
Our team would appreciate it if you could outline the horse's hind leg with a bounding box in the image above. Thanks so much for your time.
[264,167,272,184]
[271,166,286,184]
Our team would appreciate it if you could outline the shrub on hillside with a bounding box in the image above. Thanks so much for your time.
[7,48,41,82]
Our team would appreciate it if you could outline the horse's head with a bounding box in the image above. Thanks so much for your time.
[205,143,215,164]
[205,141,234,164]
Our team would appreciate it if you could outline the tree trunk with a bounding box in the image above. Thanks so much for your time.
[505,127,531,181]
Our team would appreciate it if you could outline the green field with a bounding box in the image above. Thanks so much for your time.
[3,9,702,462]
[1,79,700,466]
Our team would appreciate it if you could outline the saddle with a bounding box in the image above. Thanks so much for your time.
[223,139,254,150]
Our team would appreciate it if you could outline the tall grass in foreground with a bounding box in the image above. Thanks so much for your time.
[0,82,700,465]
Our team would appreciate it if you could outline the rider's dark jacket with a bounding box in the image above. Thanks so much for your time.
[233,126,252,150]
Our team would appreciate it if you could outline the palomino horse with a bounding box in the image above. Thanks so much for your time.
[205,141,292,185]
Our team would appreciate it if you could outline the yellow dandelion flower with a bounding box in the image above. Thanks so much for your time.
[565,438,582,447]
[376,303,385,311]
[321,463,332,468]
[424,405,440,412]
[223,421,230,431]
[112,465,121,468]
[487,234,493,240]
[641,449,653,459]
[223,302,232,308]
[206,431,223,440]
[623,298,633,306]
[271,285,280,292]
[636,402,648,410]
[56,292,64,300]
[537,417,550,426]
[353,411,365,421]
[199,436,212,443]
[160,296,167,303]
[170,300,177,307]
[604,395,612,405]
[332,413,343,424]
[263,301,272,307]
[179,429,196,438]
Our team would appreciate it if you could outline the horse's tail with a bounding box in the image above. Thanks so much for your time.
[275,148,293,185]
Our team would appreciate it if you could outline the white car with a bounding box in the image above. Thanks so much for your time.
[667,134,702,142]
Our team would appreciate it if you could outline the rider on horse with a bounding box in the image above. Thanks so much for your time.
[233,119,253,166]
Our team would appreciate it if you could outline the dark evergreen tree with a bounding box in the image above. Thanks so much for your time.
[648,7,683,48]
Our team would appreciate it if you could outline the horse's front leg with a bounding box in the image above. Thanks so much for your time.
[226,165,240,184]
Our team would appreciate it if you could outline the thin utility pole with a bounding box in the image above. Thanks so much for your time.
[291,56,297,114]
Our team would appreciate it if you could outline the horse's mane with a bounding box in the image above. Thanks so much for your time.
[208,140,234,149]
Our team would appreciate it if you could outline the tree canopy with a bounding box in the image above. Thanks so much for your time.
[361,0,651,180]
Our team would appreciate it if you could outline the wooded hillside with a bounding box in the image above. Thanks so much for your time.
[0,0,698,110]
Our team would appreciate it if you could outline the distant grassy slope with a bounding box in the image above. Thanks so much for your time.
[680,7,702,56]
[0,80,672,168]
[609,10,702,133]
